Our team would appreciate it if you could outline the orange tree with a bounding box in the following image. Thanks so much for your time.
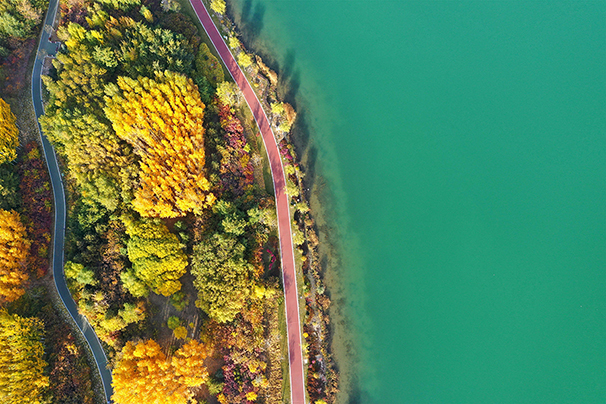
[0,209,30,302]
[104,71,215,218]
[112,339,210,404]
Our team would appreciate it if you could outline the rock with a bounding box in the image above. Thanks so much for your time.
[255,55,278,87]
[283,102,297,128]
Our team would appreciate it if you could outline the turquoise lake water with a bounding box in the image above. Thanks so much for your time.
[230,1,606,402]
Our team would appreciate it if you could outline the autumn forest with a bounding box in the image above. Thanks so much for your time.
[0,0,338,403]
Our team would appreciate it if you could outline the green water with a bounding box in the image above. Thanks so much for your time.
[230,1,606,402]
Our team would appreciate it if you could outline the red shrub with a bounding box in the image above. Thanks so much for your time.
[17,142,53,277]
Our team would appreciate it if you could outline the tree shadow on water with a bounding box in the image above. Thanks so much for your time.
[289,106,319,193]
[284,69,300,104]
[278,49,301,106]
[281,49,296,84]
[291,109,316,189]
[303,145,318,191]
[292,109,310,151]
[238,0,265,41]
[237,2,300,104]
[241,0,252,20]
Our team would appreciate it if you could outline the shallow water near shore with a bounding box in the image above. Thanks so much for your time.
[229,1,606,402]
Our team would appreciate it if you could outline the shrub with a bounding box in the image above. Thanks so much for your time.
[167,316,181,330]
[173,326,187,339]
[170,291,189,311]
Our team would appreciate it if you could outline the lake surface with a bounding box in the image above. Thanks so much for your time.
[230,1,606,402]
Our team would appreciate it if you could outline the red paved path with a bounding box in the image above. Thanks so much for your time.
[188,2,307,403]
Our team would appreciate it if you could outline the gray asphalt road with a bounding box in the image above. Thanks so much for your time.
[31,2,113,403]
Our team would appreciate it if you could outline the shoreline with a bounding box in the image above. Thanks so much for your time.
[218,2,364,402]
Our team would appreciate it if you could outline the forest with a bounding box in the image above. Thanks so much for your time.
[1,100,95,403]
[1,0,337,403]
[36,0,290,402]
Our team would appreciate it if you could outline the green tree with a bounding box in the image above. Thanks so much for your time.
[124,217,187,296]
[64,261,98,289]
[99,316,126,333]
[96,0,141,11]
[0,165,19,210]
[169,291,188,311]
[167,316,180,330]
[139,5,153,23]
[270,102,286,115]
[118,303,144,324]
[237,52,252,68]
[192,233,254,323]
[291,222,305,246]
[0,13,27,39]
[120,268,148,298]
[0,0,47,41]
[160,0,181,12]
[195,43,224,86]
[173,326,187,339]
[228,36,239,50]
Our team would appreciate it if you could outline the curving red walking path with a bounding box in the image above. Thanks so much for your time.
[188,2,307,403]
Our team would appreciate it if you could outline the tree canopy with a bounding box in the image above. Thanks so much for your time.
[0,310,49,404]
[0,99,18,164]
[0,0,47,41]
[112,339,209,404]
[40,13,198,212]
[210,0,226,15]
[123,217,187,297]
[32,0,303,400]
[105,71,215,218]
[0,209,30,302]
[192,231,254,323]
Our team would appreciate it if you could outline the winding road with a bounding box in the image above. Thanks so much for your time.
[189,2,308,403]
[32,2,113,403]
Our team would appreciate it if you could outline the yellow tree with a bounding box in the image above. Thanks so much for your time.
[112,339,210,404]
[237,52,252,68]
[0,98,19,164]
[210,0,225,14]
[0,310,49,404]
[0,209,30,302]
[104,71,215,218]
[216,81,242,107]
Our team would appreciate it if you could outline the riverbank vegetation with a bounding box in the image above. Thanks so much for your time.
[212,2,340,402]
